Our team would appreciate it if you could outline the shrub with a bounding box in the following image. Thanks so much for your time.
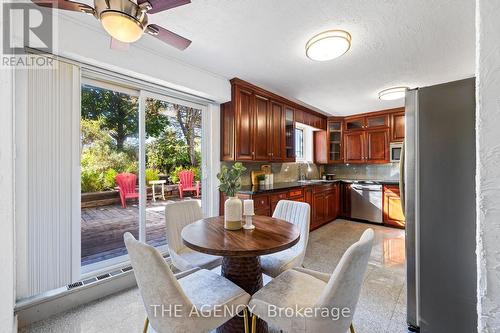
[103,169,118,190]
[81,170,103,193]
[145,169,160,184]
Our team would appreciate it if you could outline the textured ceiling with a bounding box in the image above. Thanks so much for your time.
[73,0,475,116]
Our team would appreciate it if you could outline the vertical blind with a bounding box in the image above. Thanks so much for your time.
[16,57,81,298]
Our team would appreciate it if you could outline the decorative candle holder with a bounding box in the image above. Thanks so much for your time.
[243,199,255,230]
[243,215,255,230]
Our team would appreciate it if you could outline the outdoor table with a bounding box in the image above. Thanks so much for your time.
[149,180,166,201]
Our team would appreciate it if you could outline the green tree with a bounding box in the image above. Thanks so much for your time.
[175,105,201,166]
[81,85,169,149]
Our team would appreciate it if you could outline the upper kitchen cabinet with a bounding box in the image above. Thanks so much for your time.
[284,106,295,161]
[221,78,327,162]
[253,94,270,161]
[234,86,254,161]
[270,100,285,161]
[316,118,344,164]
[341,108,403,164]
[366,113,389,129]
[345,116,365,131]
[365,128,390,163]
[327,119,343,163]
[344,131,365,163]
[390,108,405,142]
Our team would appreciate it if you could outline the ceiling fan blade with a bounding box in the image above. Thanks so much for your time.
[110,37,130,51]
[138,0,190,14]
[146,24,191,50]
[31,0,94,14]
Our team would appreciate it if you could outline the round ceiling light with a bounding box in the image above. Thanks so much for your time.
[305,30,351,61]
[100,11,145,43]
[378,87,409,100]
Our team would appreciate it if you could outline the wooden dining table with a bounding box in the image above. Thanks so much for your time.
[181,215,300,333]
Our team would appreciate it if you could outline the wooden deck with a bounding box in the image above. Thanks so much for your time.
[81,198,189,266]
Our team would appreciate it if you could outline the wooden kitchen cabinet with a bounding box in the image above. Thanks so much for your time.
[327,119,343,163]
[345,116,365,131]
[270,100,285,161]
[344,131,365,163]
[311,183,339,230]
[365,128,390,163]
[253,94,270,161]
[366,114,389,129]
[284,106,295,161]
[234,86,254,161]
[221,78,327,162]
[390,110,405,142]
[383,185,405,228]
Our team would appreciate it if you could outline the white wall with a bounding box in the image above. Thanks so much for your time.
[0,64,16,332]
[476,1,500,332]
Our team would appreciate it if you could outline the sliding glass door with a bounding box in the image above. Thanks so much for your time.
[143,94,203,247]
[80,81,141,269]
[80,77,206,274]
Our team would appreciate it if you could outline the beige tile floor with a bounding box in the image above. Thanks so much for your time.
[21,219,408,333]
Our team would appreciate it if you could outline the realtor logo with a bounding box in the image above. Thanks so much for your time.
[1,0,58,68]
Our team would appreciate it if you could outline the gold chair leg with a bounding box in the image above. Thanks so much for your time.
[251,314,257,333]
[349,322,355,333]
[143,317,149,333]
[243,308,249,333]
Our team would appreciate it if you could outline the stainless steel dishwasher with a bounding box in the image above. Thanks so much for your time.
[350,183,383,223]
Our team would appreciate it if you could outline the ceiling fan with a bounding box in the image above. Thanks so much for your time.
[31,0,192,50]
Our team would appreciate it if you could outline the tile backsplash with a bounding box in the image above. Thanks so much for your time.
[221,161,400,185]
[324,163,400,181]
[221,162,322,185]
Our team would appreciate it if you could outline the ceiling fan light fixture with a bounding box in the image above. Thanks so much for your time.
[378,87,409,100]
[306,30,351,61]
[100,11,145,43]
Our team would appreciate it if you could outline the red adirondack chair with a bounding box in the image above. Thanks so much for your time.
[116,173,139,208]
[178,170,200,198]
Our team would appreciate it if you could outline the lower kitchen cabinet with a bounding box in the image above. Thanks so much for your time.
[383,185,405,228]
[311,183,339,230]
[220,184,340,231]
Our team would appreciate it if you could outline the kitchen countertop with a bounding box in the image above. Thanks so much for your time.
[237,179,399,195]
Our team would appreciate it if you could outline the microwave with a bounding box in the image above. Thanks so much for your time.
[390,143,403,162]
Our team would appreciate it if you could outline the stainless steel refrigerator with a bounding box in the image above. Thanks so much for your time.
[403,78,476,332]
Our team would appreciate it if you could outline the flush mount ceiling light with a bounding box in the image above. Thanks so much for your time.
[378,87,409,100]
[305,30,351,61]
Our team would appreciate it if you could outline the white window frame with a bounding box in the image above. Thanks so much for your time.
[295,123,314,163]
[80,76,211,277]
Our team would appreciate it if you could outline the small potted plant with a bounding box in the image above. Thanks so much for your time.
[217,162,247,230]
[257,174,266,187]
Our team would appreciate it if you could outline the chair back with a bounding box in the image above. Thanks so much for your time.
[116,173,137,195]
[165,200,203,253]
[272,200,310,253]
[124,233,194,333]
[315,228,374,332]
[179,170,194,187]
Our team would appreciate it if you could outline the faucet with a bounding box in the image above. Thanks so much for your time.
[298,162,310,181]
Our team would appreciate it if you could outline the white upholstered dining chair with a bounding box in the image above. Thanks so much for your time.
[124,232,251,333]
[165,200,222,271]
[249,228,374,333]
[260,200,311,278]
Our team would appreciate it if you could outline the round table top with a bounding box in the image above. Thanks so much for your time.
[181,216,300,257]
